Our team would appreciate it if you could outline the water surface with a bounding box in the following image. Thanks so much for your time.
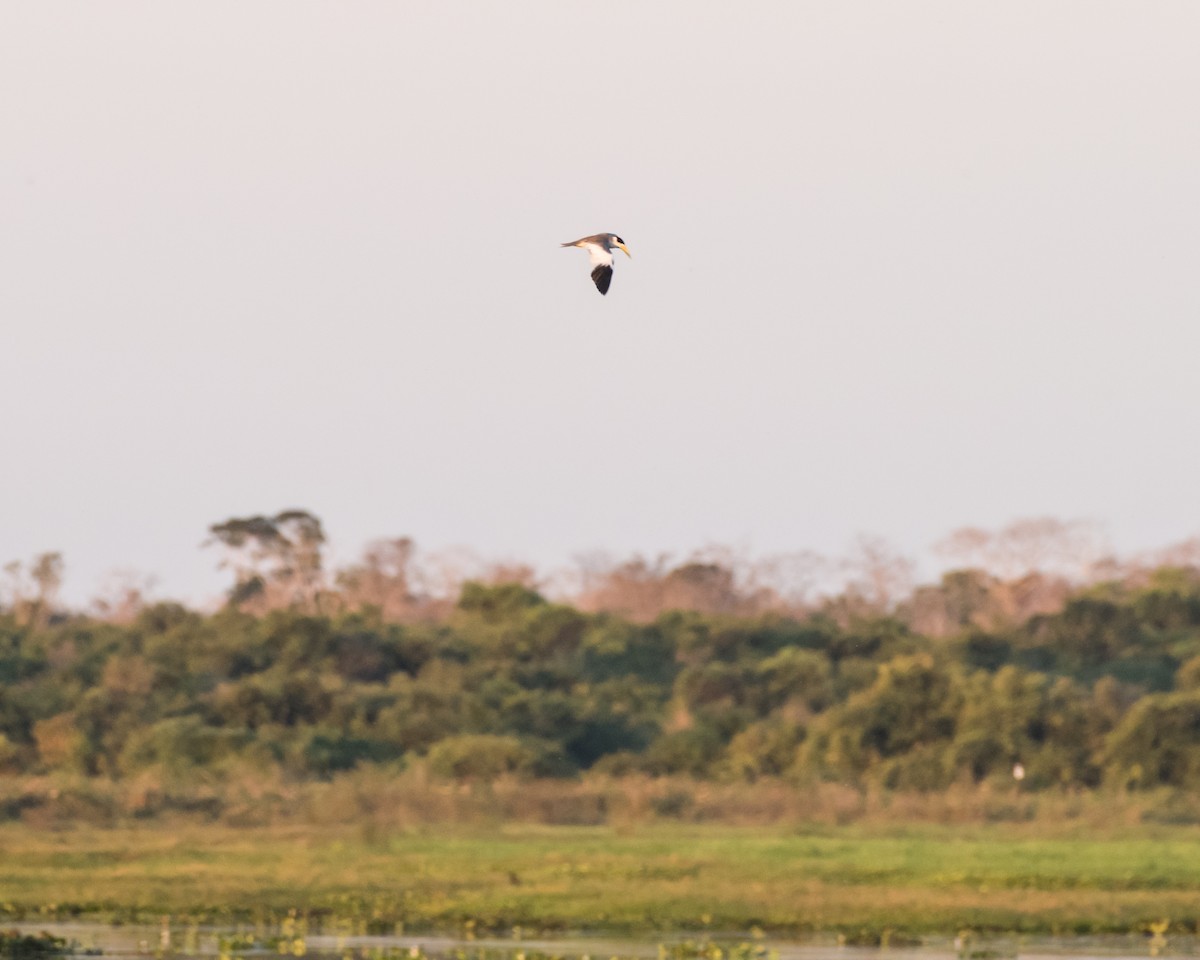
[10,923,1187,960]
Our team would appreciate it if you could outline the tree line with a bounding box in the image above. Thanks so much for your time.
[3,513,1200,792]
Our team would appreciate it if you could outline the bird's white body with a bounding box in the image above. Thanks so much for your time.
[580,241,615,269]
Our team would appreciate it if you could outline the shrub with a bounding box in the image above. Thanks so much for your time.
[426,734,539,779]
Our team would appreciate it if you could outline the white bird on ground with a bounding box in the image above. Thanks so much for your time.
[561,232,632,295]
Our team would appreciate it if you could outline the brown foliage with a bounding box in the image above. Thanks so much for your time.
[1,552,64,628]
[336,537,421,620]
[573,550,778,622]
[936,517,1107,582]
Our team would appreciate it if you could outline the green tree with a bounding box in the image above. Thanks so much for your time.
[799,653,962,787]
[1102,690,1200,788]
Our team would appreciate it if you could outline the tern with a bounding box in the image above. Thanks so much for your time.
[561,232,631,295]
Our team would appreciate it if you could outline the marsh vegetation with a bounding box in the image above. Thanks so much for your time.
[0,820,1197,938]
[3,516,1200,939]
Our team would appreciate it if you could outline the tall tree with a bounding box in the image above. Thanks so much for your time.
[206,510,326,611]
[2,551,64,628]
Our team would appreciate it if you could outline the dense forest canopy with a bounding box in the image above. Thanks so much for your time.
[3,512,1200,793]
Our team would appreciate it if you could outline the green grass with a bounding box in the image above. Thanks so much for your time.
[1,821,1198,937]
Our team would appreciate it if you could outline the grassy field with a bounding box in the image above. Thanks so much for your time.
[1,820,1198,939]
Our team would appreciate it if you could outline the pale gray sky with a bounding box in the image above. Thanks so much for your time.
[3,2,1198,606]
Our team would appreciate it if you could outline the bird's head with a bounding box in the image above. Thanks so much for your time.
[611,235,632,258]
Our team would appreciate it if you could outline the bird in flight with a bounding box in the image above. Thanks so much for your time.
[561,233,631,295]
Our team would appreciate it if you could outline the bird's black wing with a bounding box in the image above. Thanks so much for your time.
[591,264,613,295]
